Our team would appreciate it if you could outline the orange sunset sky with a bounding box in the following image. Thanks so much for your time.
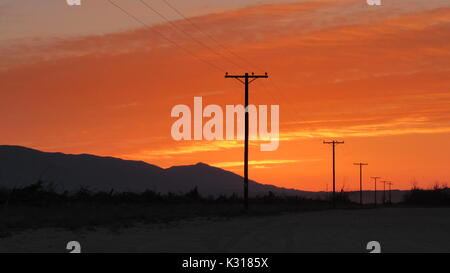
[0,0,449,191]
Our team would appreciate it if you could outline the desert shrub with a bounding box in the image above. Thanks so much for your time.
[402,184,450,206]
[0,179,356,236]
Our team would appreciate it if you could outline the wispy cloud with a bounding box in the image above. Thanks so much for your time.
[120,140,245,160]
[109,102,139,109]
[282,117,450,140]
[211,159,319,168]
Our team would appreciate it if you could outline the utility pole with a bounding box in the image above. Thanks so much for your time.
[323,140,344,208]
[371,176,381,205]
[381,181,389,204]
[225,72,269,209]
[387,182,393,204]
[353,163,368,205]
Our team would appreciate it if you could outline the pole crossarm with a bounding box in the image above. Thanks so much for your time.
[225,73,268,84]
[323,141,344,145]
[225,72,268,79]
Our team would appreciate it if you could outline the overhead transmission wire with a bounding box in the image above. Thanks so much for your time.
[159,0,303,122]
[161,0,257,72]
[108,0,305,126]
[138,0,258,97]
[106,0,225,73]
[138,0,244,71]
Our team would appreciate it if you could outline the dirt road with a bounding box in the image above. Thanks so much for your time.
[1,208,449,253]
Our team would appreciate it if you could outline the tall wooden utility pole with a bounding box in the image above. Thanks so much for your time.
[353,163,368,205]
[371,176,381,205]
[381,180,389,204]
[323,140,344,208]
[225,72,269,209]
[387,182,393,204]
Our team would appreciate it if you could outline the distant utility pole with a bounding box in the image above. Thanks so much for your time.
[371,176,381,205]
[225,72,269,210]
[387,182,393,204]
[353,163,368,205]
[381,181,389,204]
[323,140,344,208]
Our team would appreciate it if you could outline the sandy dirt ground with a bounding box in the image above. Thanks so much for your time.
[1,208,449,253]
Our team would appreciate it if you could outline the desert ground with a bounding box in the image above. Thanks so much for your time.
[1,208,449,253]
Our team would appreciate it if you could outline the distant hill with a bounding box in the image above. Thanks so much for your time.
[0,145,313,197]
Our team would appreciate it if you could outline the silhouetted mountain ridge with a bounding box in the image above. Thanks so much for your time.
[0,145,311,197]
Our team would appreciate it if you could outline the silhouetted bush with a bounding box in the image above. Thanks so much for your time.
[402,184,450,206]
[335,189,352,204]
[184,186,201,200]
[0,180,354,236]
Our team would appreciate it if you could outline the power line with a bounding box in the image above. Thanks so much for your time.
[139,0,245,71]
[137,0,298,120]
[106,0,301,135]
[160,0,307,123]
[108,0,307,148]
[161,0,257,72]
[106,0,225,72]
